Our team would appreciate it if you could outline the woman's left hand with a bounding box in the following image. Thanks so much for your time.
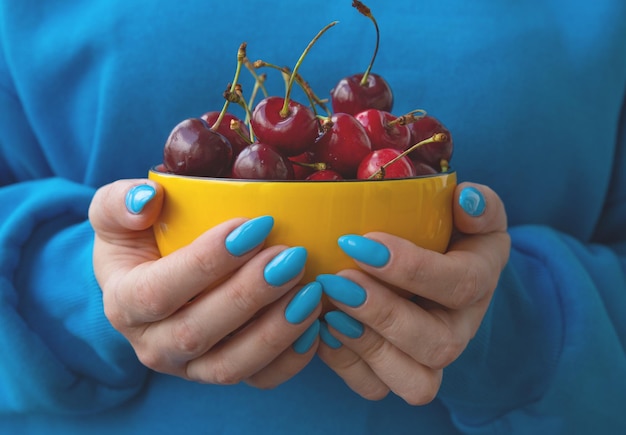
[316,182,511,405]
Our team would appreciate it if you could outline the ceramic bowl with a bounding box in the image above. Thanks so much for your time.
[148,168,457,283]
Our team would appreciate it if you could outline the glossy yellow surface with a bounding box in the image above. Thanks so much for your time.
[148,169,457,283]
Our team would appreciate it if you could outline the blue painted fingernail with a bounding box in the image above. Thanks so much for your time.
[225,216,274,256]
[338,235,390,267]
[316,274,366,308]
[285,282,323,324]
[319,321,342,349]
[125,184,156,214]
[325,311,364,339]
[264,246,308,286]
[459,186,486,217]
[293,319,320,354]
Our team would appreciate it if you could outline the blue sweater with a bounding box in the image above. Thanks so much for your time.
[1,1,625,433]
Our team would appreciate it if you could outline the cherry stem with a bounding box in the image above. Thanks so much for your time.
[223,84,255,142]
[255,60,331,117]
[246,72,267,124]
[229,119,253,145]
[387,109,428,127]
[280,21,338,118]
[243,57,269,99]
[212,42,247,131]
[291,160,328,171]
[368,133,448,180]
[353,1,379,86]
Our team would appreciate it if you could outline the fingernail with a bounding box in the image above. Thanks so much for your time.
[338,235,390,267]
[325,311,364,339]
[285,282,323,324]
[292,319,320,354]
[225,216,274,256]
[264,246,308,286]
[125,184,156,214]
[316,274,366,308]
[319,321,342,349]
[459,186,486,217]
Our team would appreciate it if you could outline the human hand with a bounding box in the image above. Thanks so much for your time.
[316,182,510,405]
[89,180,322,388]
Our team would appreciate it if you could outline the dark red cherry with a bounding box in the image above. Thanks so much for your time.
[311,113,372,179]
[163,118,233,177]
[305,169,344,181]
[413,161,439,176]
[250,96,319,157]
[354,109,410,151]
[330,73,393,116]
[407,115,453,170]
[357,148,416,180]
[200,111,250,157]
[231,142,294,180]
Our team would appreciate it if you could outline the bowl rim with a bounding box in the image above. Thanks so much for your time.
[149,165,456,183]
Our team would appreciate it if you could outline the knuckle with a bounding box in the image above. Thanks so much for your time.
[134,276,172,319]
[403,373,441,406]
[171,317,205,357]
[426,327,466,369]
[226,279,260,315]
[210,358,244,385]
[448,265,481,309]
[134,346,167,373]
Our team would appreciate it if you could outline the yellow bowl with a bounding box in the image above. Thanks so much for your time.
[148,168,457,283]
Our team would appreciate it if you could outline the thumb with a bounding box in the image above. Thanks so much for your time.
[89,179,164,239]
[453,182,508,235]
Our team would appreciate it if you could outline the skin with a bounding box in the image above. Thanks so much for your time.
[318,181,510,405]
[89,179,510,402]
[89,179,321,389]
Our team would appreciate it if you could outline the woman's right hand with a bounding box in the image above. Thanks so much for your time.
[88,179,322,388]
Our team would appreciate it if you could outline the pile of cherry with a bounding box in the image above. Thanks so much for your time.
[160,2,453,182]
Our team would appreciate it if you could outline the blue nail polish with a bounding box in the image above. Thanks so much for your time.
[319,321,342,349]
[264,246,308,287]
[316,274,366,308]
[293,319,320,354]
[459,186,486,217]
[338,235,390,267]
[285,282,323,324]
[125,184,156,214]
[225,216,274,256]
[325,311,364,339]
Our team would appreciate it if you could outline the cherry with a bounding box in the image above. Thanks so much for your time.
[407,115,454,170]
[250,96,319,156]
[354,109,411,151]
[357,148,416,180]
[250,21,337,157]
[413,161,439,176]
[330,1,393,115]
[331,73,393,115]
[200,111,250,156]
[305,169,344,181]
[289,151,327,180]
[163,118,233,177]
[311,113,372,179]
[231,142,294,180]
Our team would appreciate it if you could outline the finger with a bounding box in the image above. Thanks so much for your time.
[317,322,390,402]
[320,271,485,370]
[89,179,164,237]
[321,311,442,406]
[244,320,321,389]
[454,182,508,234]
[182,280,321,383]
[103,217,264,327]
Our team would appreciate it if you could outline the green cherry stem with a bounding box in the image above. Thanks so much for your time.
[387,109,428,127]
[211,42,247,131]
[368,133,448,180]
[279,21,338,118]
[353,1,379,87]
